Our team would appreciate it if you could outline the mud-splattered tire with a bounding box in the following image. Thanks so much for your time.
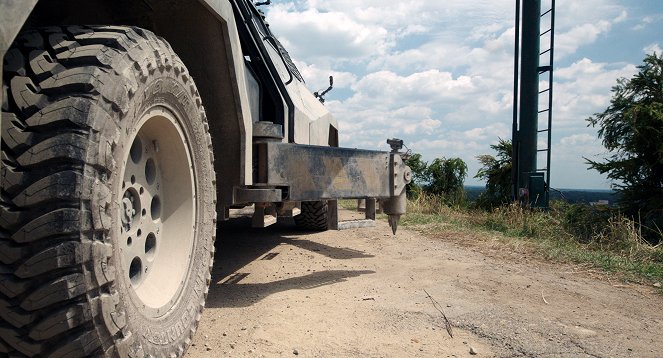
[0,26,216,357]
[294,201,329,231]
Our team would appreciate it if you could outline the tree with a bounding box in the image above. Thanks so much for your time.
[405,153,428,197]
[426,157,468,205]
[475,138,513,209]
[586,53,663,242]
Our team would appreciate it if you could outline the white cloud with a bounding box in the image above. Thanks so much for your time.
[556,58,604,79]
[398,24,429,38]
[462,123,510,142]
[632,16,654,31]
[303,0,513,31]
[293,61,357,92]
[554,58,637,129]
[547,0,627,60]
[560,134,595,146]
[349,70,477,105]
[268,5,390,63]
[555,21,612,59]
[263,0,647,188]
[554,0,624,29]
[367,41,469,73]
[552,132,610,189]
[614,10,628,23]
[644,43,662,55]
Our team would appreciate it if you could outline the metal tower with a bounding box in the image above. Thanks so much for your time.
[511,0,556,208]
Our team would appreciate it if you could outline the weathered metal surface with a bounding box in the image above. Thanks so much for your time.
[327,200,377,231]
[278,207,300,217]
[389,154,411,197]
[528,172,548,208]
[327,200,338,231]
[381,191,407,234]
[253,121,284,139]
[252,204,277,228]
[365,198,376,221]
[260,142,400,201]
[234,187,282,204]
[327,198,376,230]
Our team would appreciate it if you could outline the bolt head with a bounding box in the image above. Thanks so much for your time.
[404,170,412,182]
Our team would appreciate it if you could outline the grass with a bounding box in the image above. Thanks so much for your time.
[399,193,663,288]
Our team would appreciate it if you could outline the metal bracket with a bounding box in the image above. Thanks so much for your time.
[254,141,412,201]
[252,203,277,228]
[253,121,284,139]
[390,153,411,196]
[234,187,282,204]
[328,198,378,230]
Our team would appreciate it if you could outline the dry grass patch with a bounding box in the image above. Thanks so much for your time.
[400,194,663,288]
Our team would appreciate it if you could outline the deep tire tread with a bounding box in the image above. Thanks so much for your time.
[2,25,215,357]
[294,201,329,231]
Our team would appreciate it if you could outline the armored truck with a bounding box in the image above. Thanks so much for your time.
[0,0,411,356]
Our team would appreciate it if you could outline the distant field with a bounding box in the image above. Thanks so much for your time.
[465,186,618,205]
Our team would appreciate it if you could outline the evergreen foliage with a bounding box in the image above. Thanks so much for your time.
[586,53,663,242]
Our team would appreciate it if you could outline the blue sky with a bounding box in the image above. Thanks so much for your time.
[265,0,662,189]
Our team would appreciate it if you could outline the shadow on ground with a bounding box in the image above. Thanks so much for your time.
[205,215,375,308]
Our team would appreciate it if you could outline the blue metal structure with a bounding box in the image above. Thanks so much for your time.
[512,0,556,208]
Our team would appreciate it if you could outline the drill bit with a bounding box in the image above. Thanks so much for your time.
[388,214,401,235]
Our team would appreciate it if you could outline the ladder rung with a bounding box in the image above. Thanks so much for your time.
[541,9,553,17]
[537,129,550,133]
[540,48,551,55]
[540,28,552,36]
[537,149,549,152]
[538,65,552,73]
[539,88,550,94]
[538,109,550,113]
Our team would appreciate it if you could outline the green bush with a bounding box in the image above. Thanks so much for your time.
[474,138,513,209]
[562,203,614,243]
[403,196,663,281]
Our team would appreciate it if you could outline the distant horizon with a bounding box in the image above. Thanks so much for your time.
[464,184,615,192]
[462,185,618,204]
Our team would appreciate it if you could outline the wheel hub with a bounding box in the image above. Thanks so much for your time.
[120,137,164,292]
[118,107,195,312]
[121,192,139,229]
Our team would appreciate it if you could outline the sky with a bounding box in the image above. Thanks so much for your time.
[264,0,663,189]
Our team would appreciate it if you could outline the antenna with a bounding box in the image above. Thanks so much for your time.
[314,76,334,104]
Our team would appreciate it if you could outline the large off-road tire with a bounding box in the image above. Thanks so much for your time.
[0,26,216,357]
[294,201,329,231]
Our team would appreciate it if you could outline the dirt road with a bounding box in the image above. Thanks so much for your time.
[187,210,663,357]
